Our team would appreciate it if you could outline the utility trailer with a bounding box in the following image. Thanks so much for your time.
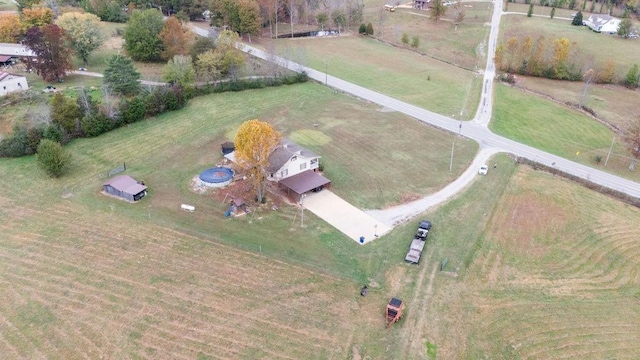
[405,220,432,264]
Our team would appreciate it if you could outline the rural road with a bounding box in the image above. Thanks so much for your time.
[190,11,640,225]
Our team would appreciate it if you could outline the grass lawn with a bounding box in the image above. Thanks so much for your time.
[0,82,477,358]
[361,0,493,71]
[499,14,640,80]
[514,75,640,130]
[416,163,640,358]
[267,35,483,119]
[491,83,640,182]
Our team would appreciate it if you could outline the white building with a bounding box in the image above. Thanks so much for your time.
[0,71,28,97]
[0,43,36,59]
[584,14,621,34]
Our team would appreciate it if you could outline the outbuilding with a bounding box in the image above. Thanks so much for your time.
[103,175,148,202]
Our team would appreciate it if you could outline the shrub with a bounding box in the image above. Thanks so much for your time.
[36,139,71,177]
[119,96,146,125]
[0,127,28,157]
[81,112,112,137]
[366,22,374,35]
[43,123,64,144]
[358,23,367,34]
[594,155,603,164]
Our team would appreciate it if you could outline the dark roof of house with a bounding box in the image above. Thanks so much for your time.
[103,175,147,195]
[278,170,330,194]
[267,138,320,173]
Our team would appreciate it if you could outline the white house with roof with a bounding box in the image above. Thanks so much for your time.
[267,138,321,181]
[0,71,28,96]
[0,43,36,59]
[584,14,621,33]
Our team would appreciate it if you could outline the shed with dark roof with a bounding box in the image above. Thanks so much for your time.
[103,175,148,202]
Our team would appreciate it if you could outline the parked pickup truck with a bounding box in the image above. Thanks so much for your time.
[405,220,432,264]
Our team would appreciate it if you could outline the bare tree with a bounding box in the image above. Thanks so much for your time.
[579,68,596,108]
[451,1,466,31]
[101,86,119,121]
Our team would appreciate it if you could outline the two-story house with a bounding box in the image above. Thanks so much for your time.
[267,138,321,181]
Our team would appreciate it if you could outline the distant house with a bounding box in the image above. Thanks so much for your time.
[0,43,36,60]
[0,71,28,97]
[414,0,429,9]
[584,14,621,33]
[267,138,321,181]
[103,175,148,202]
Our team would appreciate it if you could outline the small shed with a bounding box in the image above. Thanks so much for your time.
[221,142,235,155]
[278,170,331,202]
[103,175,148,202]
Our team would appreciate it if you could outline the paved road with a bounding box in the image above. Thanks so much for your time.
[191,7,640,220]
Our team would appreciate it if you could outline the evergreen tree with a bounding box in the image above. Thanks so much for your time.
[527,4,534,17]
[624,64,639,88]
[103,55,141,96]
[571,11,583,26]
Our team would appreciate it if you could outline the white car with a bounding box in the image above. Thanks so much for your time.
[478,165,488,175]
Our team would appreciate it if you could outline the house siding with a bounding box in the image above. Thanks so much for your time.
[271,155,320,181]
[0,74,28,97]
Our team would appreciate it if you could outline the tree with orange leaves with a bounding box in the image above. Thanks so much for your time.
[21,7,55,30]
[0,14,22,42]
[159,17,194,61]
[234,119,281,203]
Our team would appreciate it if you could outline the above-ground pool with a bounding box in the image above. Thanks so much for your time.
[198,167,234,187]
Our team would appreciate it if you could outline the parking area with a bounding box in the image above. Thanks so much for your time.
[302,190,391,244]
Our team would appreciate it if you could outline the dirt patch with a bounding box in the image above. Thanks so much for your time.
[101,36,123,51]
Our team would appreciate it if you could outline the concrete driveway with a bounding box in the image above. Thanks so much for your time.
[302,190,391,244]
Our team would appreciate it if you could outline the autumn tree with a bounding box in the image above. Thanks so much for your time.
[234,119,281,203]
[214,30,245,80]
[430,0,447,23]
[15,0,41,11]
[0,14,22,42]
[124,9,164,62]
[21,6,55,30]
[103,54,141,96]
[210,0,261,40]
[160,17,194,61]
[552,37,572,79]
[36,139,71,177]
[196,49,222,84]
[57,12,105,67]
[597,58,616,83]
[24,25,74,82]
[163,55,195,88]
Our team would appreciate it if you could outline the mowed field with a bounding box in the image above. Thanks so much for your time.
[491,83,640,183]
[0,83,478,358]
[388,156,640,359]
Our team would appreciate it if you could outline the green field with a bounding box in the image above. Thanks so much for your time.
[491,83,640,182]
[1,80,640,358]
[270,36,483,119]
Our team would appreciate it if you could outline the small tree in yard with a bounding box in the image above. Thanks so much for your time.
[452,2,466,31]
[359,23,367,34]
[316,12,328,31]
[57,12,105,67]
[410,35,420,49]
[401,32,409,46]
[366,22,374,35]
[527,4,534,17]
[163,55,195,88]
[234,119,281,204]
[550,6,555,19]
[37,139,71,177]
[624,64,639,88]
[103,54,141,96]
[571,11,583,26]
[430,0,447,23]
[24,25,74,82]
[618,18,633,38]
